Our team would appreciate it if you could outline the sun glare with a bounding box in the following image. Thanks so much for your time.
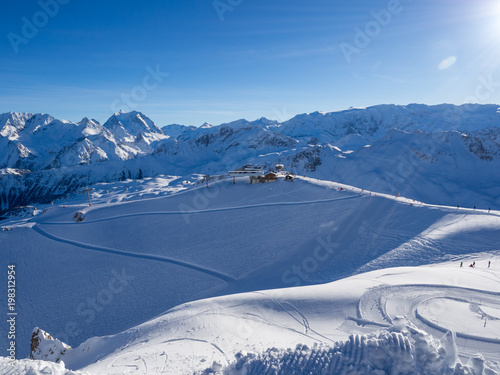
[487,1,500,23]
[474,1,500,45]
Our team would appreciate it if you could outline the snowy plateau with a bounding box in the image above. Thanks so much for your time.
[0,103,500,375]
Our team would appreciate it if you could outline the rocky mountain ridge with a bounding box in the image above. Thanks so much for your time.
[1,104,499,212]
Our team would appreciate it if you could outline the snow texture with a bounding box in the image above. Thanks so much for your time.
[222,321,497,375]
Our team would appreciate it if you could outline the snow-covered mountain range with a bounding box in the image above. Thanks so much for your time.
[1,103,500,213]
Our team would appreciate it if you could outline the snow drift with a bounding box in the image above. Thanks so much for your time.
[222,321,496,375]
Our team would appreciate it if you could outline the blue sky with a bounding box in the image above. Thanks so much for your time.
[1,0,500,126]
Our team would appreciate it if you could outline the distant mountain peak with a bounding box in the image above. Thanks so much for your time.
[257,116,277,124]
[0,112,55,139]
[103,110,164,137]
[78,117,100,126]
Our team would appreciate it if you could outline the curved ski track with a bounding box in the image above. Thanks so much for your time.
[40,195,362,225]
[32,225,235,283]
[357,284,500,361]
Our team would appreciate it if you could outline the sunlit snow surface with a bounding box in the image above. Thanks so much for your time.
[1,176,499,374]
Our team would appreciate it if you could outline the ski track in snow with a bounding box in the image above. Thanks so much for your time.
[356,284,500,361]
[160,338,229,363]
[31,225,235,282]
[108,351,168,374]
[253,291,336,344]
[31,194,362,285]
[38,194,362,225]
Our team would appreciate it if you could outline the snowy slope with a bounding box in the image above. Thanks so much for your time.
[1,176,500,371]
[0,357,88,375]
[73,258,500,374]
[5,257,500,374]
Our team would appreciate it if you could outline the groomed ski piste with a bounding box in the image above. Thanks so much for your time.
[1,175,500,374]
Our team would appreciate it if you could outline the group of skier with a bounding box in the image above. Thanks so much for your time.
[460,261,491,268]
[456,205,492,213]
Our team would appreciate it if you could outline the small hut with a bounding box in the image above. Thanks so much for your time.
[250,172,278,184]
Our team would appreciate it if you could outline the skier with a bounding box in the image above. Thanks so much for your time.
[473,261,475,268]
[488,261,491,268]
[460,261,463,267]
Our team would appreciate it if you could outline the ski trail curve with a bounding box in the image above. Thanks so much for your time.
[161,338,229,361]
[32,224,235,283]
[357,284,500,361]
[253,291,336,344]
[40,195,362,225]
